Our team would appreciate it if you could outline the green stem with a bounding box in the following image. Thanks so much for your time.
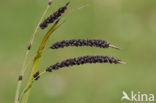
[14,5,50,103]
[21,19,60,103]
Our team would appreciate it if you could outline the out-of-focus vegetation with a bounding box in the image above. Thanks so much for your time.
[0,0,156,103]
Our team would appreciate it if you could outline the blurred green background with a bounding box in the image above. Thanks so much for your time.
[0,0,156,103]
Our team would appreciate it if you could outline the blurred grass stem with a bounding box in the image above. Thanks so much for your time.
[21,19,60,103]
[14,4,50,103]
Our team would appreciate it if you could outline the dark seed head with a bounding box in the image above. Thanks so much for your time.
[18,75,23,81]
[27,44,31,50]
[40,2,70,29]
[50,39,118,49]
[48,0,53,5]
[33,72,40,80]
[46,56,124,72]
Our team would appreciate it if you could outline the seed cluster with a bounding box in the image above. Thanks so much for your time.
[46,56,123,72]
[50,39,112,49]
[18,75,23,81]
[40,2,70,29]
[33,72,40,80]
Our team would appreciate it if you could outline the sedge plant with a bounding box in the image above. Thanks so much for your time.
[14,1,126,103]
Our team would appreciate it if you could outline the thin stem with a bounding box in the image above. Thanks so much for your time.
[18,70,46,103]
[28,5,50,49]
[14,5,50,103]
[14,50,28,103]
[21,20,60,103]
[23,56,35,74]
[64,4,89,16]
[21,19,65,78]
[14,81,22,103]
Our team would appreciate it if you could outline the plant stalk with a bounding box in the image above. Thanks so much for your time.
[14,5,50,103]
[21,19,60,103]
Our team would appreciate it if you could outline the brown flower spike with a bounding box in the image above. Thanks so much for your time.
[46,56,125,72]
[40,2,70,29]
[50,39,120,50]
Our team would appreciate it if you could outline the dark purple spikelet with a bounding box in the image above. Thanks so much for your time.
[46,56,125,72]
[33,72,40,80]
[50,39,120,50]
[40,2,70,29]
[18,75,23,81]
[27,44,31,50]
[48,0,53,5]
